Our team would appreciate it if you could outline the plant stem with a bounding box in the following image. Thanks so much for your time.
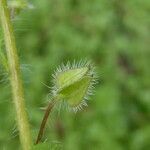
[35,99,56,144]
[0,0,32,149]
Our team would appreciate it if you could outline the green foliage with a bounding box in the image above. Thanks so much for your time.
[8,0,28,16]
[33,142,62,150]
[0,0,150,149]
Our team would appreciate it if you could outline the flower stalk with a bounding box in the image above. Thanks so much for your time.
[35,99,56,144]
[0,0,32,149]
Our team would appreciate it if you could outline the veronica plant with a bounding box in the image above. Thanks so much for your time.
[0,0,98,148]
[36,60,98,144]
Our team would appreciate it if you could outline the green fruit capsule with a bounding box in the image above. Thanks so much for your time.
[51,60,97,112]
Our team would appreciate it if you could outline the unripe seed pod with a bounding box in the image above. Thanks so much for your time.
[51,60,98,112]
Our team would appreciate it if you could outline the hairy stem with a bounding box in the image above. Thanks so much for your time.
[0,0,32,149]
[35,99,56,144]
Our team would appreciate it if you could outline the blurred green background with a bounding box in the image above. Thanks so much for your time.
[0,0,150,149]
